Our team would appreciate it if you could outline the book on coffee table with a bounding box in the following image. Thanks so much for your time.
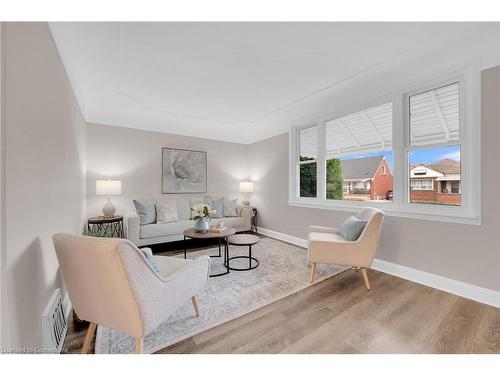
[209,222,226,233]
[209,227,226,233]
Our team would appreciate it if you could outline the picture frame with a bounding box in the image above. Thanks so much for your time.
[162,147,207,194]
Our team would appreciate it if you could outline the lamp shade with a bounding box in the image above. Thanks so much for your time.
[239,181,254,193]
[96,180,122,196]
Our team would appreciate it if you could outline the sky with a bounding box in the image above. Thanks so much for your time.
[340,145,460,172]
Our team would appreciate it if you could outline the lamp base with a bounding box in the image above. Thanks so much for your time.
[102,199,116,217]
[242,192,250,206]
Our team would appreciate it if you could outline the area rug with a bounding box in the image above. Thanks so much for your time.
[94,237,346,354]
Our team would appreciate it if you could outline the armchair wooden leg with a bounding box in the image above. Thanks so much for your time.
[361,268,371,290]
[135,337,143,354]
[309,263,317,283]
[191,296,200,317]
[81,322,96,354]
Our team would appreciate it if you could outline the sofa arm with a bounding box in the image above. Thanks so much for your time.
[125,211,141,246]
[238,205,253,231]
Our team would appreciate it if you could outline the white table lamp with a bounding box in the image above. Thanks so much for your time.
[239,181,254,206]
[96,179,122,217]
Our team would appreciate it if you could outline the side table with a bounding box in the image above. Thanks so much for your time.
[87,215,124,238]
[226,234,260,271]
[183,227,236,277]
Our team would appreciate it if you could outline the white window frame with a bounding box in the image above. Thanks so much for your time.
[296,123,320,199]
[289,65,481,225]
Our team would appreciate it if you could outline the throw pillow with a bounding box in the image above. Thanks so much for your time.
[157,200,179,223]
[205,196,224,218]
[140,248,161,273]
[133,199,156,225]
[223,198,238,217]
[337,216,367,241]
[189,197,205,219]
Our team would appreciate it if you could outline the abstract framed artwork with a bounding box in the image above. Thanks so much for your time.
[162,148,207,194]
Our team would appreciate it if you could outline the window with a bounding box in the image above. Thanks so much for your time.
[325,102,393,202]
[289,67,480,224]
[411,179,434,190]
[297,125,318,198]
[408,83,461,206]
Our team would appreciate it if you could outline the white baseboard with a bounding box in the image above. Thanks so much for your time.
[257,227,307,248]
[257,226,500,308]
[371,259,500,308]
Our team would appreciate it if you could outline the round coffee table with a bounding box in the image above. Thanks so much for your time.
[226,234,260,271]
[183,227,236,277]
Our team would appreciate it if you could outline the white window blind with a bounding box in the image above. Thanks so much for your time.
[325,102,392,158]
[298,125,318,160]
[409,82,460,147]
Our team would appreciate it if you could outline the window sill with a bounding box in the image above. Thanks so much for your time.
[288,199,481,225]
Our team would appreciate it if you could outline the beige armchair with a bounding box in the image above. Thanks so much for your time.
[53,233,210,354]
[308,208,384,289]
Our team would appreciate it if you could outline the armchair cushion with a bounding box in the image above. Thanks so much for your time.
[309,231,348,243]
[140,248,161,273]
[309,225,338,234]
[337,216,367,241]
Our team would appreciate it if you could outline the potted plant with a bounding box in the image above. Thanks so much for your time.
[191,203,216,233]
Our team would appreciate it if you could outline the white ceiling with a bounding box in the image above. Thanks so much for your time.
[49,22,500,144]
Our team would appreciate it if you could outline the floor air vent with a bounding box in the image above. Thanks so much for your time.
[41,289,68,354]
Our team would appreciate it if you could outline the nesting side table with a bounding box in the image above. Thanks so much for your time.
[183,227,236,277]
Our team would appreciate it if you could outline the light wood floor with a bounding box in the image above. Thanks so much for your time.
[63,265,500,354]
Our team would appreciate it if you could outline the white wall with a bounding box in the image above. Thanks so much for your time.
[1,23,87,349]
[86,123,250,218]
[249,66,500,293]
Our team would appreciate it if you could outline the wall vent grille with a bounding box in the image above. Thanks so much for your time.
[41,289,68,354]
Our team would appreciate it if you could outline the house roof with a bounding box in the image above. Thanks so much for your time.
[340,156,383,181]
[426,158,460,174]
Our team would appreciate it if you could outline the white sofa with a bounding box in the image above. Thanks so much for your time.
[126,197,253,247]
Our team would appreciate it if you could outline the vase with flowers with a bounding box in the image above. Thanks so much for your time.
[191,203,216,233]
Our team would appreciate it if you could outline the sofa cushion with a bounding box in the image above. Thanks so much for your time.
[133,199,157,225]
[174,198,191,220]
[205,197,224,218]
[155,198,190,220]
[139,217,246,239]
[157,200,179,223]
[224,198,238,217]
[140,220,193,239]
